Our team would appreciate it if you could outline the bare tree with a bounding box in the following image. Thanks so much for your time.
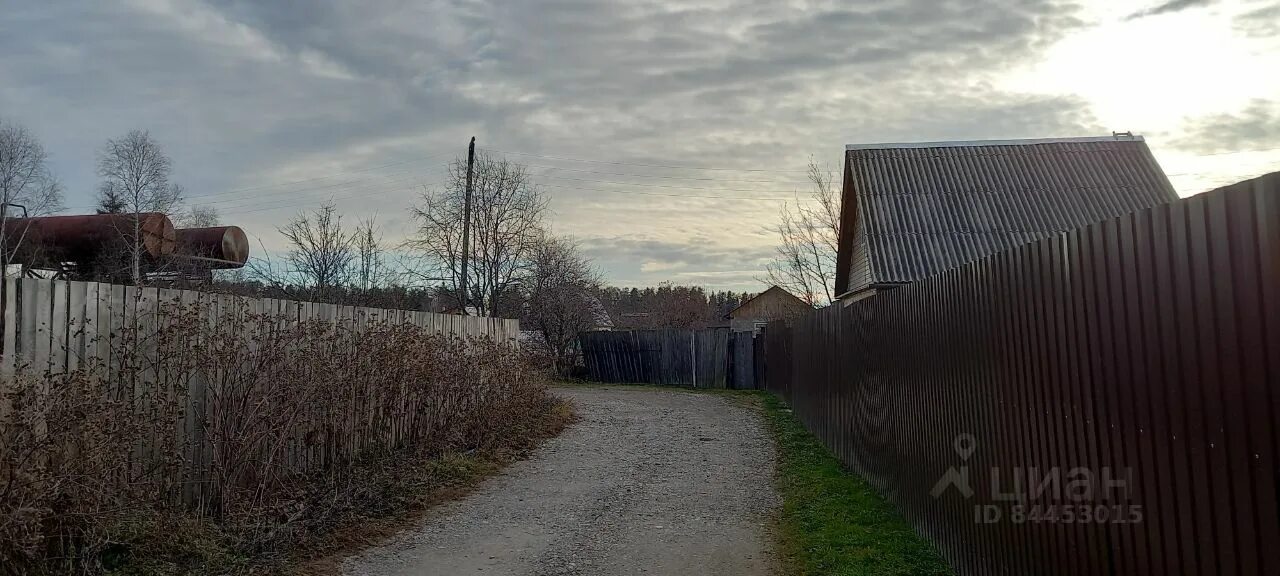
[96,130,184,283]
[0,121,63,275]
[354,215,386,291]
[279,202,354,292]
[525,233,602,377]
[764,159,839,305]
[176,204,220,228]
[407,152,547,316]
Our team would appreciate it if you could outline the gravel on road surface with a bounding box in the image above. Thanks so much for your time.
[341,385,779,576]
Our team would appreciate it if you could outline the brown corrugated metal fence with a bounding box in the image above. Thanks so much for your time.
[762,172,1280,575]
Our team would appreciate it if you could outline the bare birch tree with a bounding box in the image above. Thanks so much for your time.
[96,130,184,283]
[279,202,354,292]
[407,152,547,316]
[353,216,387,291]
[525,233,601,376]
[0,121,63,275]
[764,159,839,305]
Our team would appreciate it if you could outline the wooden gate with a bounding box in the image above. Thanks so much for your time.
[728,331,756,389]
[579,328,729,388]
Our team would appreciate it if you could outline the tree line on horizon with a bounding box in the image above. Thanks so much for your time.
[2,118,839,371]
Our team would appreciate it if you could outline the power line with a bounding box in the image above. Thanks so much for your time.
[477,147,813,172]
[186,149,457,198]
[59,149,459,210]
[62,147,806,219]
[1189,145,1280,158]
[217,177,790,218]
[1167,164,1277,179]
[184,158,413,199]
[209,166,798,215]
[61,145,820,214]
[531,173,808,194]
[195,170,444,209]
[62,143,1280,212]
[520,162,813,184]
[215,174,793,218]
[208,173,450,213]
[534,181,792,201]
[218,183,443,217]
[62,166,451,213]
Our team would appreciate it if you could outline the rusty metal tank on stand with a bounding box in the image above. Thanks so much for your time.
[4,213,177,261]
[174,226,249,268]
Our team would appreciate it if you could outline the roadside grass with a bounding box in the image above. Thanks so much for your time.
[561,381,950,575]
[106,395,577,576]
[761,393,951,576]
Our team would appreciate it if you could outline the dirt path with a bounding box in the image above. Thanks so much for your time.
[342,386,779,576]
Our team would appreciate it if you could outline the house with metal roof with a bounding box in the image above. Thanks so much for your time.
[833,134,1179,302]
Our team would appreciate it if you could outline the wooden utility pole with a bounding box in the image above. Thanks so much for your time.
[460,137,475,315]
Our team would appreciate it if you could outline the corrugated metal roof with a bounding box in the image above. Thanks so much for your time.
[835,135,1178,295]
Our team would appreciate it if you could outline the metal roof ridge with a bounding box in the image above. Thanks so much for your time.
[845,135,1145,151]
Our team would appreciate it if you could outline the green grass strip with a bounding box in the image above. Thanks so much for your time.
[762,394,952,576]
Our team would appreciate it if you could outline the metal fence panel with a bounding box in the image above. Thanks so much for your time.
[761,172,1280,575]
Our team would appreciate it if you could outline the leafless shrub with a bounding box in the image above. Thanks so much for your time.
[0,296,550,574]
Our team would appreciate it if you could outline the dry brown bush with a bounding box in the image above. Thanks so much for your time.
[0,298,554,575]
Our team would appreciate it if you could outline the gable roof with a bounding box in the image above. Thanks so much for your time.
[834,135,1178,297]
[724,285,810,319]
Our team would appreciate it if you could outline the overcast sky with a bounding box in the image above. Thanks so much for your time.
[3,0,1278,291]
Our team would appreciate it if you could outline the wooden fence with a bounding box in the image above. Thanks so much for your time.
[0,278,518,377]
[579,328,730,388]
[0,278,520,506]
[728,331,759,390]
[761,172,1280,575]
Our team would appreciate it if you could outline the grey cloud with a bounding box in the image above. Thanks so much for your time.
[581,236,775,267]
[1126,0,1214,20]
[2,0,1102,290]
[1235,3,1280,37]
[1172,99,1280,154]
[579,235,776,289]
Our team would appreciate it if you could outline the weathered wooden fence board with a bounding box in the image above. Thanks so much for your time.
[761,172,1280,576]
[0,279,519,378]
[729,331,755,390]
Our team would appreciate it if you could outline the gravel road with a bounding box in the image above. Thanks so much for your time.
[342,385,779,576]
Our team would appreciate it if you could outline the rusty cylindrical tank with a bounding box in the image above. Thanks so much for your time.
[175,226,249,268]
[3,213,177,261]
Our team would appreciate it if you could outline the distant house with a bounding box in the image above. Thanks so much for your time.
[724,286,811,333]
[834,135,1179,303]
[586,294,615,331]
